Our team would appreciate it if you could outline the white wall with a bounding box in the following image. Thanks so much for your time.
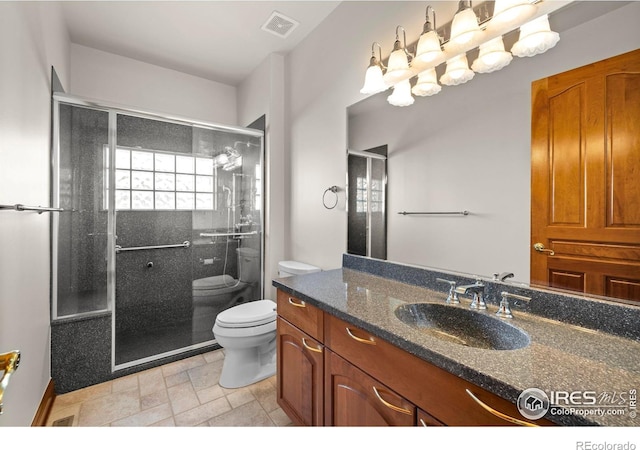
[286,1,640,279]
[0,2,70,426]
[237,53,287,300]
[70,44,237,126]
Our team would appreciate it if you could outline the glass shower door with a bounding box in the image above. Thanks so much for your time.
[113,114,264,368]
[53,103,110,318]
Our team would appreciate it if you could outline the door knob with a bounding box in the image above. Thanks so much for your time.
[533,243,555,256]
[0,350,21,415]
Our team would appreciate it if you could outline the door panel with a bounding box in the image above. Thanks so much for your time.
[607,73,640,227]
[549,84,585,226]
[531,49,640,303]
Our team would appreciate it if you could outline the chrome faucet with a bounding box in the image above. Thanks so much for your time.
[493,272,515,282]
[455,280,486,310]
[496,291,531,319]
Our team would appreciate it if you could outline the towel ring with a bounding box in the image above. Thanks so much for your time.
[323,186,339,209]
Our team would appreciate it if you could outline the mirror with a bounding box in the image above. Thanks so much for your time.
[347,146,387,259]
[346,1,638,304]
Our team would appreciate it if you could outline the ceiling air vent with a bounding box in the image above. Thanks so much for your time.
[261,11,299,39]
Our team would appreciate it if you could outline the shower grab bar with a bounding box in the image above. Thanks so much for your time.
[115,240,191,254]
[200,231,259,238]
[0,203,64,214]
[398,211,469,216]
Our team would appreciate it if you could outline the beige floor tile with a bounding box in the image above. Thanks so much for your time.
[226,388,256,408]
[249,380,279,413]
[54,381,112,408]
[112,373,139,393]
[269,407,293,426]
[173,397,231,426]
[203,350,225,363]
[150,416,176,426]
[141,387,169,410]
[196,384,225,404]
[138,368,166,397]
[161,354,207,378]
[47,349,290,428]
[208,400,275,427]
[167,381,200,414]
[77,388,141,426]
[187,360,223,391]
[110,403,173,427]
[46,401,81,426]
[164,370,189,388]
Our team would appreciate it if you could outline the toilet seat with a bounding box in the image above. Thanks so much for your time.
[215,299,276,328]
[193,274,236,290]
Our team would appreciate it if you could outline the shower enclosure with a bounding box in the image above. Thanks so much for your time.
[347,146,387,259]
[51,94,264,378]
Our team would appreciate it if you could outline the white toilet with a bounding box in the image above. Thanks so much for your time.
[213,299,277,388]
[277,260,322,278]
[192,247,260,343]
[213,260,321,388]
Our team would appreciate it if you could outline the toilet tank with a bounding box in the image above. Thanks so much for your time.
[237,247,260,283]
[278,260,321,278]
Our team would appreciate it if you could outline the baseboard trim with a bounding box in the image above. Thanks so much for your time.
[32,379,56,426]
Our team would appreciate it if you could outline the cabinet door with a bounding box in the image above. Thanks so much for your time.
[417,409,444,427]
[276,317,324,426]
[325,350,415,426]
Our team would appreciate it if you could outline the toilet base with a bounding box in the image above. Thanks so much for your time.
[218,335,276,389]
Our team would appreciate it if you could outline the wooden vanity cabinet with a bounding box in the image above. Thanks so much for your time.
[325,350,415,426]
[275,289,554,427]
[276,291,325,426]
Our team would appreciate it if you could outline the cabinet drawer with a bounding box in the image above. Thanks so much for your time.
[325,314,554,426]
[276,290,324,341]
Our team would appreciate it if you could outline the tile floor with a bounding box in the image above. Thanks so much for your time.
[45,349,291,427]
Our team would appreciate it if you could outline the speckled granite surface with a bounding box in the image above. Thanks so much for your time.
[272,257,640,427]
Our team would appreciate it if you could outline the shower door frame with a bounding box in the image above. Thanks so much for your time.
[51,93,265,373]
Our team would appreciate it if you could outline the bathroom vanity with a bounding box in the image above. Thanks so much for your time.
[273,255,640,426]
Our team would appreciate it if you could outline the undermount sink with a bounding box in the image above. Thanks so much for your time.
[394,303,530,350]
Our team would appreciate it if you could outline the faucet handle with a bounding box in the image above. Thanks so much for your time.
[436,278,460,304]
[496,291,532,319]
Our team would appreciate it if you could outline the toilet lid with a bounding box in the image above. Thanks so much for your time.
[216,299,277,328]
[193,275,236,290]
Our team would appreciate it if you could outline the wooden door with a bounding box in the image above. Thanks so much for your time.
[324,350,415,426]
[276,317,324,426]
[531,49,640,302]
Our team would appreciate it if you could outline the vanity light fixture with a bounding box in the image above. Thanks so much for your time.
[361,1,562,107]
[448,1,482,50]
[471,36,513,73]
[360,42,388,95]
[412,68,442,97]
[383,26,414,85]
[440,53,475,86]
[490,0,536,28]
[511,14,560,57]
[387,79,415,107]
[415,6,444,64]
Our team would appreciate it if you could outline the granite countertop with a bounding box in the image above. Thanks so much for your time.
[273,268,640,426]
